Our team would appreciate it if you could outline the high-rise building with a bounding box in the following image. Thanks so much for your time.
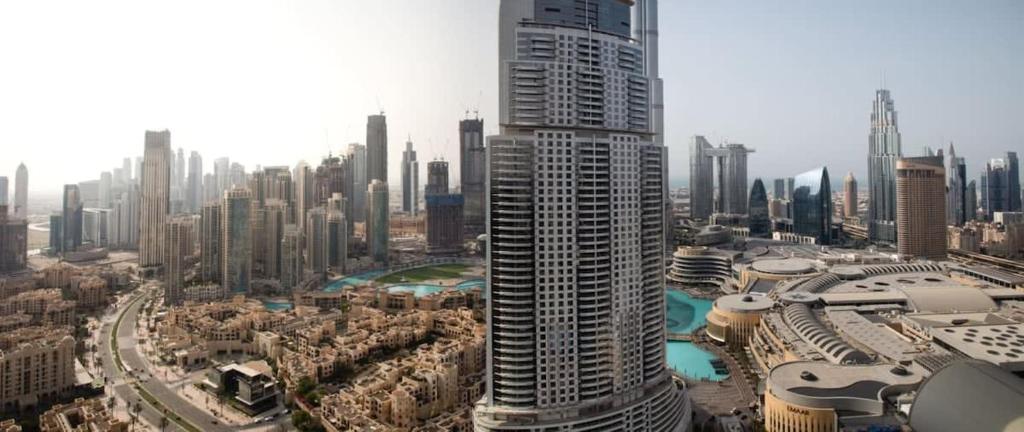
[293,162,313,230]
[0,205,28,273]
[983,158,1009,220]
[843,172,858,219]
[280,224,303,290]
[82,208,111,247]
[896,156,946,260]
[140,130,171,269]
[164,216,194,305]
[946,143,967,226]
[14,163,27,220]
[476,1,689,430]
[748,179,770,237]
[773,178,786,200]
[121,158,132,184]
[200,202,221,283]
[347,144,367,222]
[305,207,328,278]
[214,157,230,196]
[110,187,139,249]
[868,89,902,243]
[98,172,112,209]
[689,135,715,220]
[0,177,7,206]
[792,167,832,245]
[966,179,978,221]
[786,177,795,200]
[61,184,83,254]
[262,200,287,279]
[366,114,388,185]
[221,188,252,294]
[313,154,353,234]
[229,163,246,188]
[459,117,486,235]
[326,196,347,274]
[49,214,62,253]
[400,138,419,215]
[174,148,185,197]
[689,137,753,217]
[134,157,142,185]
[366,180,389,264]
[425,161,463,254]
[187,151,203,213]
[1009,151,1021,212]
[425,160,449,195]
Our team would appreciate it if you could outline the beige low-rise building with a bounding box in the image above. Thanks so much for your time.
[0,326,76,412]
[70,276,108,309]
[705,294,774,349]
[39,397,127,432]
[0,289,76,327]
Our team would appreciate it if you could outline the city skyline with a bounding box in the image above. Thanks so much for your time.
[1,0,1022,192]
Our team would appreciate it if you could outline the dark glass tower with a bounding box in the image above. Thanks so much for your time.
[792,167,833,245]
[748,178,770,237]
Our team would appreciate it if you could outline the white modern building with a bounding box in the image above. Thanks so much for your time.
[474,1,690,431]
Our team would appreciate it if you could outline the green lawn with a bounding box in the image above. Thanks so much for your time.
[375,264,470,284]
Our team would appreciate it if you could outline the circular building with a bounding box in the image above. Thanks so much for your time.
[909,360,1024,432]
[668,246,734,291]
[705,294,774,348]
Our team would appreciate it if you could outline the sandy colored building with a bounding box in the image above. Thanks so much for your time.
[0,326,76,412]
[705,294,773,349]
[39,397,127,432]
[896,156,947,259]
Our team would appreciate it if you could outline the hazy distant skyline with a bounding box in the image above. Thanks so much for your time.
[1,0,1021,193]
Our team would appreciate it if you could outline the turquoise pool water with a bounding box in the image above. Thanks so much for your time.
[262,299,293,311]
[387,278,486,298]
[665,290,713,334]
[664,290,726,381]
[323,270,387,292]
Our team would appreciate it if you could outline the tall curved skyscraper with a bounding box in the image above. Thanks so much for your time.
[475,1,690,431]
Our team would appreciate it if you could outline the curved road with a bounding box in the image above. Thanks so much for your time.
[102,287,292,432]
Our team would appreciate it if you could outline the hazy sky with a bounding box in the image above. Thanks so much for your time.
[1,0,1021,193]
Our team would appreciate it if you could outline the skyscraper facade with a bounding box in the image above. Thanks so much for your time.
[221,188,252,294]
[280,224,303,290]
[366,114,388,184]
[201,202,221,283]
[896,156,947,260]
[689,135,715,220]
[305,207,328,278]
[868,89,901,243]
[773,178,786,200]
[460,117,486,236]
[214,157,230,196]
[98,172,112,209]
[792,167,832,245]
[366,180,389,265]
[262,200,287,279]
[966,180,978,221]
[187,151,203,213]
[110,187,139,249]
[476,1,688,430]
[401,139,419,215]
[164,216,194,305]
[946,143,967,226]
[0,177,7,206]
[1009,151,1021,212]
[425,161,463,254]
[61,184,83,254]
[140,130,171,269]
[347,143,367,222]
[293,162,313,231]
[326,201,347,274]
[689,137,753,217]
[14,163,27,220]
[984,158,1009,220]
[748,179,770,237]
[843,172,858,219]
[0,205,27,273]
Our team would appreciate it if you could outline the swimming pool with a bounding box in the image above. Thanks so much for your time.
[664,290,727,381]
[262,299,293,311]
[386,278,486,298]
[323,270,387,292]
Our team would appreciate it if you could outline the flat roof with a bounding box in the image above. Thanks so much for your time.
[715,294,774,313]
[769,361,922,403]
[751,258,817,275]
[931,324,1024,371]
[826,309,921,362]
